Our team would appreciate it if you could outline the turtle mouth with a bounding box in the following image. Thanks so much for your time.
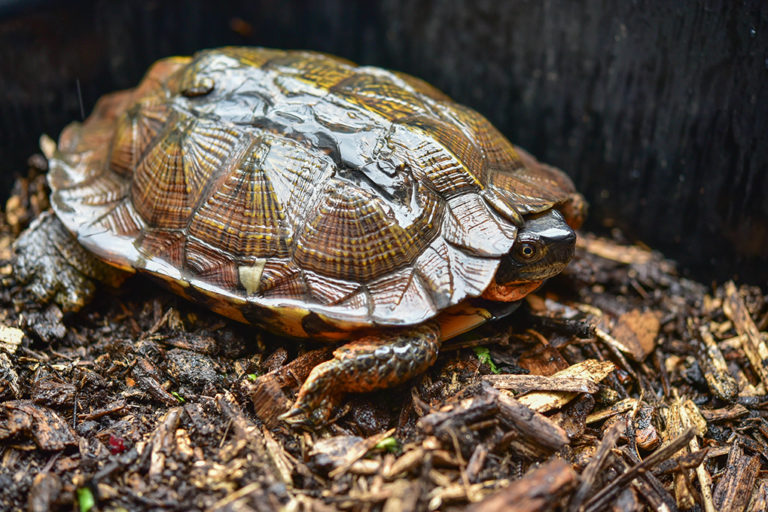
[481,279,543,302]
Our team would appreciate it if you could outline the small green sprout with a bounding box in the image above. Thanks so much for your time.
[473,347,500,374]
[76,487,95,512]
[374,436,399,453]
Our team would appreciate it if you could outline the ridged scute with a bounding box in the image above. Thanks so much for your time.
[48,46,581,336]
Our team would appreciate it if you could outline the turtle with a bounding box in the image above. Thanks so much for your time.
[12,47,586,427]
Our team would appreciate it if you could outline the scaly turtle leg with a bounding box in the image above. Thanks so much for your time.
[280,324,441,427]
[12,211,129,315]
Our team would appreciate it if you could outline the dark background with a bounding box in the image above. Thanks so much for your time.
[1,0,766,286]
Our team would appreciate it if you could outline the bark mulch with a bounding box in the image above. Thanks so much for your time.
[1,161,767,511]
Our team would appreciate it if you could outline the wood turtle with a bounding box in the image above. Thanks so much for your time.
[13,47,586,426]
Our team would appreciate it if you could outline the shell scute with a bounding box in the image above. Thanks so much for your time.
[188,136,292,260]
[367,267,437,324]
[131,116,243,229]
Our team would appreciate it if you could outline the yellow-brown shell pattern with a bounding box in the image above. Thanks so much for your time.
[48,47,581,339]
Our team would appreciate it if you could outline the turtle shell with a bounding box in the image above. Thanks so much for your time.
[48,47,582,340]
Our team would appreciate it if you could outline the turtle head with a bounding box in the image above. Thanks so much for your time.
[482,209,576,302]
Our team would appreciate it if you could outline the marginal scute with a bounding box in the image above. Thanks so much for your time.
[133,56,191,98]
[257,259,304,297]
[414,239,453,310]
[139,229,186,269]
[367,267,437,324]
[304,271,360,305]
[96,199,145,238]
[336,291,370,319]
[185,238,239,289]
[57,170,128,211]
[485,171,562,216]
[442,193,517,257]
[444,243,500,303]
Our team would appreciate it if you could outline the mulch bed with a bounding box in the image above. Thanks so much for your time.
[1,160,767,511]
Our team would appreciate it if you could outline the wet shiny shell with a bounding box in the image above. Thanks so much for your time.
[48,47,580,339]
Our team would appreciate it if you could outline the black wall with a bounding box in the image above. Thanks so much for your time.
[1,0,766,285]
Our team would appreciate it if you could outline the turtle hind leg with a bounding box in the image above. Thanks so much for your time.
[280,323,441,427]
[12,211,129,315]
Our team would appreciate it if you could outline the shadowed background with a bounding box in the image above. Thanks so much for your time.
[1,0,766,285]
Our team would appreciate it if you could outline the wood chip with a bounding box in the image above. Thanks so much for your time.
[0,325,24,354]
[28,473,61,512]
[750,480,768,512]
[0,400,78,450]
[0,353,21,400]
[699,404,750,422]
[517,359,616,413]
[712,443,760,512]
[723,281,768,390]
[483,374,599,394]
[697,323,739,401]
[583,427,695,512]
[496,391,569,452]
[567,418,625,512]
[467,459,578,512]
[577,236,653,265]
[609,309,660,361]
[384,448,425,480]
[326,428,396,478]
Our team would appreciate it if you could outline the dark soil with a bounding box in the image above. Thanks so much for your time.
[1,162,767,512]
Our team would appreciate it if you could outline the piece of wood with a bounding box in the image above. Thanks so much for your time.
[610,309,660,362]
[723,281,768,390]
[696,323,739,401]
[567,418,625,512]
[712,443,760,512]
[483,374,599,394]
[517,359,615,413]
[328,428,396,478]
[583,427,695,512]
[467,459,577,512]
[0,400,77,450]
[0,325,23,355]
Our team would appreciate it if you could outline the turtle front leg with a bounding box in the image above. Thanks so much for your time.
[280,324,441,427]
[12,211,129,315]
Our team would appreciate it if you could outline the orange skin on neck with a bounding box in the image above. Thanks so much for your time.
[481,279,543,302]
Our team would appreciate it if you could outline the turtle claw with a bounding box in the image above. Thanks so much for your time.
[278,407,317,428]
[278,401,335,428]
[279,325,441,429]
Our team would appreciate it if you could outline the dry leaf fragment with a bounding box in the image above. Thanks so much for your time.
[609,309,660,362]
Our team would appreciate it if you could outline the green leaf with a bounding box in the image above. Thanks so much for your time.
[374,436,399,453]
[171,391,186,403]
[246,373,258,381]
[77,487,95,512]
[473,347,500,374]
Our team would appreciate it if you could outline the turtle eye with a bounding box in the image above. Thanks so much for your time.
[515,242,540,261]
